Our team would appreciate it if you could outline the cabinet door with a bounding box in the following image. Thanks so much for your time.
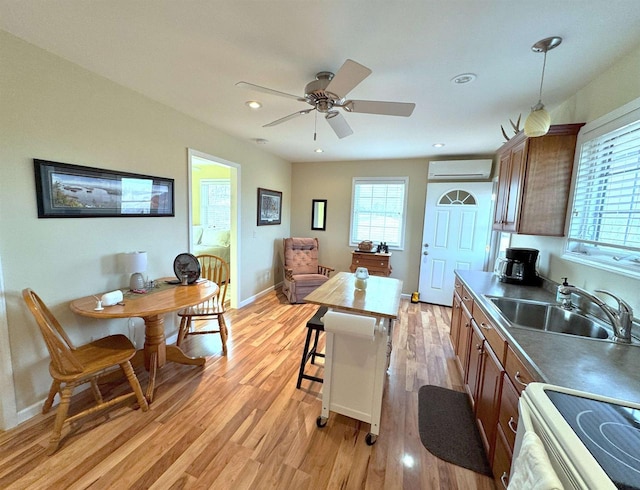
[493,150,512,230]
[475,335,503,461]
[502,139,527,232]
[493,426,513,489]
[467,320,484,403]
[451,291,462,354]
[457,306,473,382]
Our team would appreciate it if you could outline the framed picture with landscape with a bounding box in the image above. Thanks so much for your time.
[33,159,174,218]
[257,187,282,226]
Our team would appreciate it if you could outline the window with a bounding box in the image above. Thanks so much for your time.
[564,97,640,277]
[200,179,231,229]
[350,177,408,250]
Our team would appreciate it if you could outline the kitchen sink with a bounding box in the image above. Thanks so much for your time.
[485,296,611,340]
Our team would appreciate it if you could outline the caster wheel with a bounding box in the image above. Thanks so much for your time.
[365,433,377,445]
[316,416,327,428]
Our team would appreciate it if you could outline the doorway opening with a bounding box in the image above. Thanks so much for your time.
[188,149,240,309]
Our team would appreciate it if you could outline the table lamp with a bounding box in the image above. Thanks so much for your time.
[122,251,147,290]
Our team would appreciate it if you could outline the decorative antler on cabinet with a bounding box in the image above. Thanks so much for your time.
[500,114,522,142]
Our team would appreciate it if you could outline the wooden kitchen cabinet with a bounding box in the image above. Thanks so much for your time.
[451,290,462,353]
[467,318,504,461]
[493,123,584,236]
[467,321,484,404]
[492,373,520,486]
[450,273,543,487]
[458,305,473,383]
[349,251,392,276]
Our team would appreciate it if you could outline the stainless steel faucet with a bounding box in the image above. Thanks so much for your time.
[558,285,634,343]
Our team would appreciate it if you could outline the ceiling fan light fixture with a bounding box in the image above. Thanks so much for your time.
[524,36,561,138]
[325,110,339,119]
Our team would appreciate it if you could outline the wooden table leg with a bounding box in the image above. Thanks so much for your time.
[142,314,206,403]
[166,345,207,366]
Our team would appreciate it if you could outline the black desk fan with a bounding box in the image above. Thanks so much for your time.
[172,253,201,284]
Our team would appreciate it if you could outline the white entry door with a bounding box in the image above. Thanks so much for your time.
[418,182,493,306]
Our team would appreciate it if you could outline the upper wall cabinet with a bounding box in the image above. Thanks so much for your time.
[493,123,584,236]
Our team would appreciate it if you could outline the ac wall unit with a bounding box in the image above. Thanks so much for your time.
[428,159,492,180]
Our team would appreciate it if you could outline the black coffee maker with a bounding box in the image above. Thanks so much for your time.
[497,248,541,285]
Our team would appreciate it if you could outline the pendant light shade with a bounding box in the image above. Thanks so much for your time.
[524,101,551,137]
[524,37,562,138]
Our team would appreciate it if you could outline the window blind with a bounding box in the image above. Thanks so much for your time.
[200,179,231,229]
[350,178,407,249]
[567,119,640,256]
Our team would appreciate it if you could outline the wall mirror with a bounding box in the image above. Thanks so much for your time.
[311,199,327,230]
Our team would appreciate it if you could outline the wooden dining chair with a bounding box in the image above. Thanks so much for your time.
[22,288,149,455]
[176,254,230,355]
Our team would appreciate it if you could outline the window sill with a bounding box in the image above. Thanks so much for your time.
[562,252,640,280]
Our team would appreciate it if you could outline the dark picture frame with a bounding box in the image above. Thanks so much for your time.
[311,199,327,230]
[257,187,282,226]
[34,159,174,218]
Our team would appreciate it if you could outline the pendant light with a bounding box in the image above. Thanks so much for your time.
[524,36,562,137]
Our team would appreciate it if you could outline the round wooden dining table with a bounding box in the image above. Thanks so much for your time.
[70,278,219,402]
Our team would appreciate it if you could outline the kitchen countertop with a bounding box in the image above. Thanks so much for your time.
[456,270,640,403]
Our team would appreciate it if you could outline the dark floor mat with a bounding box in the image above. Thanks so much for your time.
[418,385,492,476]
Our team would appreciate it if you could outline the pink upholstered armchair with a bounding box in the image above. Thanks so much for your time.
[282,237,334,304]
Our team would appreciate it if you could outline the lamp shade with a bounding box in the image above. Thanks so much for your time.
[122,251,147,273]
[524,106,551,137]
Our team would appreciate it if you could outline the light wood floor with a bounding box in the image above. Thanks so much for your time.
[0,290,496,489]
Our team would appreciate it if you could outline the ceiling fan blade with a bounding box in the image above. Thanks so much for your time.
[263,108,314,127]
[344,100,415,117]
[326,112,353,139]
[235,81,306,102]
[325,59,372,99]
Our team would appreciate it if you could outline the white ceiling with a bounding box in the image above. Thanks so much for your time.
[3,1,640,162]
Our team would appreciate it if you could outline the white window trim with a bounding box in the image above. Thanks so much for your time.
[349,176,409,251]
[563,95,640,279]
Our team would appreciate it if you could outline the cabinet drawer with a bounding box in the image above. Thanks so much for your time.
[498,373,519,451]
[505,344,536,393]
[472,304,506,364]
[460,285,474,314]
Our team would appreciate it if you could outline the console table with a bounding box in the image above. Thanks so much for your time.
[349,251,392,276]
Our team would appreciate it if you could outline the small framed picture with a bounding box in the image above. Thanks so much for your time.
[257,187,282,226]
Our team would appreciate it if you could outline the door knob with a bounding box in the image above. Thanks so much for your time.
[424,243,429,247]
[423,251,429,255]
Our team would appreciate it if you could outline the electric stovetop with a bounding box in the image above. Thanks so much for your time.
[546,389,640,490]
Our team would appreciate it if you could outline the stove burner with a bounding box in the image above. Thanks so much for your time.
[547,390,640,490]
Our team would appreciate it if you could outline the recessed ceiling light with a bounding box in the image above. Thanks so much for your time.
[245,100,262,109]
[451,73,477,85]
[433,143,445,148]
[314,148,324,153]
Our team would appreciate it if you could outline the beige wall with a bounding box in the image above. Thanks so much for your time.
[511,42,640,310]
[0,31,291,420]
[290,159,428,291]
[289,157,495,294]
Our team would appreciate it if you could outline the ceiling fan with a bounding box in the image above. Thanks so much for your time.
[236,59,416,139]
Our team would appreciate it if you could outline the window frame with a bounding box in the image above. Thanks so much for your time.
[349,176,409,250]
[563,96,640,279]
